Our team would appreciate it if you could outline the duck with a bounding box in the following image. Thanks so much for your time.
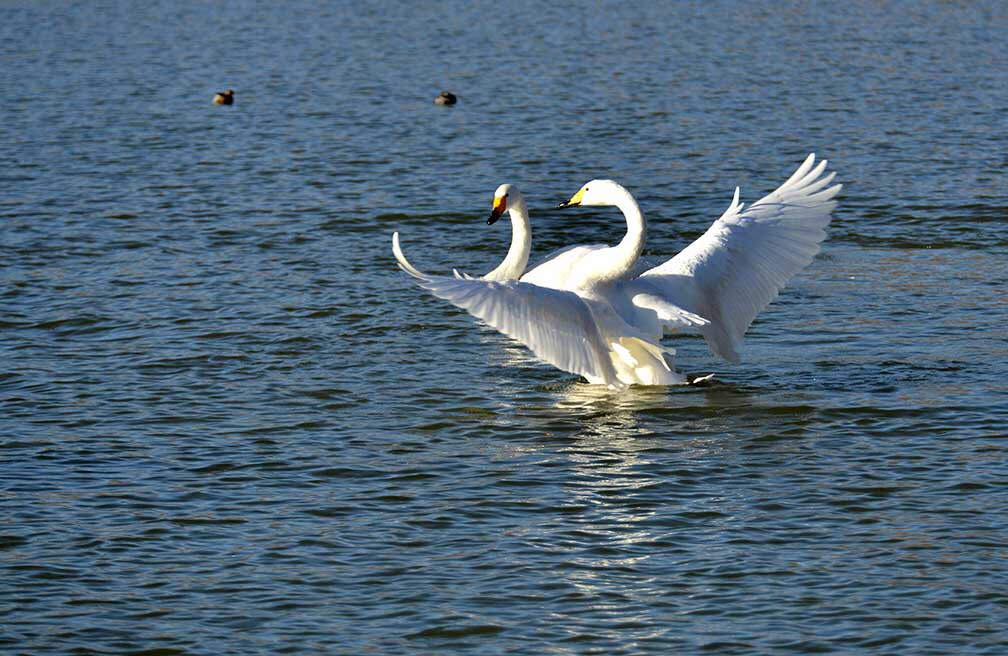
[213,89,234,105]
[434,91,457,106]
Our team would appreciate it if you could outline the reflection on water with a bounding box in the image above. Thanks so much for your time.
[545,378,794,440]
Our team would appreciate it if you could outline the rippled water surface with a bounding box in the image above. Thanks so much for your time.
[3,1,1007,654]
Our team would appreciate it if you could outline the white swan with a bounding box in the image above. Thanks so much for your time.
[397,154,841,388]
[393,183,531,282]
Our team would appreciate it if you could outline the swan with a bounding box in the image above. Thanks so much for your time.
[397,154,841,387]
[394,182,689,384]
[393,183,531,282]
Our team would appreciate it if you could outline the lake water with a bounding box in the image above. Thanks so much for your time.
[2,1,1007,654]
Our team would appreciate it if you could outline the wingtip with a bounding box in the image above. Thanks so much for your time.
[391,231,404,258]
[391,230,429,279]
[781,154,817,188]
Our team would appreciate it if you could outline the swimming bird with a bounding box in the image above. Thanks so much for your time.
[213,89,234,105]
[434,91,457,106]
[394,183,531,282]
[397,155,841,387]
[393,179,701,384]
[399,181,701,385]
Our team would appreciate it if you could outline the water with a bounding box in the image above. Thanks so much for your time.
[2,1,1007,653]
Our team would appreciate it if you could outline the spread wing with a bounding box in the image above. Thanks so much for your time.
[642,153,841,362]
[402,270,620,384]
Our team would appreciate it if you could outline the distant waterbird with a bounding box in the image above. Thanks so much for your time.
[213,89,234,105]
[434,91,457,106]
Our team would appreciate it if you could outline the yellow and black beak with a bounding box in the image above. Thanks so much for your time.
[488,194,507,225]
[557,187,586,209]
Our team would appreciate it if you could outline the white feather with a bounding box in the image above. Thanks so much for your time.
[641,153,841,361]
[415,275,681,386]
[393,155,840,386]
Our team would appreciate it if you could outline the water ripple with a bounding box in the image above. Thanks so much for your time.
[3,1,1008,655]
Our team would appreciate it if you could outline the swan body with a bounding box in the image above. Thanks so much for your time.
[395,154,841,388]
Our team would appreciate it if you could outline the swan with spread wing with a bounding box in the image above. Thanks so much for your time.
[393,154,840,388]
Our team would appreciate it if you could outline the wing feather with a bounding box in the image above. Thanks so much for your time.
[414,275,619,383]
[642,154,841,362]
[392,232,428,279]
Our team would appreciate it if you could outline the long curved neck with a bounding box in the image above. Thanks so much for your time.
[483,200,531,281]
[589,186,646,284]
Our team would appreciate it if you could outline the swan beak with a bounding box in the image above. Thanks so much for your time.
[558,187,586,209]
[488,194,507,225]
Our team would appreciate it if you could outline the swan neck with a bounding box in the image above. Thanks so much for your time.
[594,188,646,282]
[483,201,531,281]
[616,190,646,258]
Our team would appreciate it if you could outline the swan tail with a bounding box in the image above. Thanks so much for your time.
[392,231,429,280]
[610,336,687,386]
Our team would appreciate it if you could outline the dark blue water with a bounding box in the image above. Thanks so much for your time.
[2,1,1007,654]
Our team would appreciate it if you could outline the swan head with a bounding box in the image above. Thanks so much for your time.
[488,183,524,225]
[558,179,625,208]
